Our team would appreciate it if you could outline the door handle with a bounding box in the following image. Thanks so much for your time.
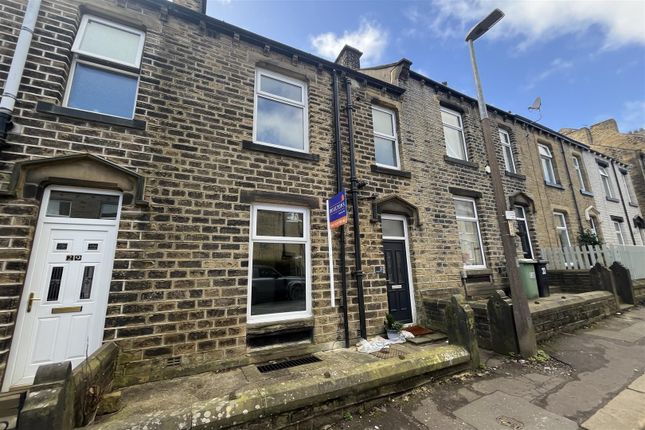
[27,293,41,312]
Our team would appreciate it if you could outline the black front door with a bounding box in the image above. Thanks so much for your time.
[383,240,413,323]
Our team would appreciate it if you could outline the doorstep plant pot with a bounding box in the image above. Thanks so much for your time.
[386,329,401,340]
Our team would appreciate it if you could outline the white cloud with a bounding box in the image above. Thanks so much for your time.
[525,58,573,89]
[619,100,645,131]
[310,19,388,65]
[407,0,645,50]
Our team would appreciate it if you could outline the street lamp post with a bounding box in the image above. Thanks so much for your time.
[465,9,537,357]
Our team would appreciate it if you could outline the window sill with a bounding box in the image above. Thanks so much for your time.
[242,140,319,162]
[580,190,594,197]
[606,197,620,203]
[464,268,491,276]
[544,181,564,190]
[629,202,639,208]
[36,102,146,129]
[246,316,315,335]
[370,164,412,178]
[444,155,478,169]
[504,171,526,181]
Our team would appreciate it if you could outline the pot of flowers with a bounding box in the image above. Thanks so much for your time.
[384,313,404,340]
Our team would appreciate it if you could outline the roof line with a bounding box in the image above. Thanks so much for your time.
[143,0,404,95]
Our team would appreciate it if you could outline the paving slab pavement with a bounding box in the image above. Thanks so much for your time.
[329,305,645,430]
[454,391,578,430]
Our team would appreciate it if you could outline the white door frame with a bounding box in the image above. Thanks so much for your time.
[381,214,417,324]
[3,185,122,392]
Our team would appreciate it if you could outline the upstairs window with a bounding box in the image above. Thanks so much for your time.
[254,69,308,152]
[572,155,589,192]
[598,165,615,199]
[619,171,636,204]
[554,212,571,249]
[372,106,400,169]
[538,144,557,184]
[499,129,516,173]
[441,107,467,160]
[65,15,145,119]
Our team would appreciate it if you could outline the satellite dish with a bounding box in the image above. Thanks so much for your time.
[529,96,541,111]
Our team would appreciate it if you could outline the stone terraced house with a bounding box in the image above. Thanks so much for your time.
[0,0,642,392]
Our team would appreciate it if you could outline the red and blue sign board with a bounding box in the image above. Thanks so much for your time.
[328,191,348,229]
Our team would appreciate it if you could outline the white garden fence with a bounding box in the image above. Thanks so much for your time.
[543,245,645,279]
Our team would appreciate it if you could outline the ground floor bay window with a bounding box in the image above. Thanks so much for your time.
[248,204,311,323]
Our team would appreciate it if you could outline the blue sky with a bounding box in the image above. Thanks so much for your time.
[206,0,645,133]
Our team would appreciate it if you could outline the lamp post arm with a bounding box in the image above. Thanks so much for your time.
[468,39,489,120]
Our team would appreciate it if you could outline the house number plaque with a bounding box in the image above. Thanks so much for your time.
[65,255,82,261]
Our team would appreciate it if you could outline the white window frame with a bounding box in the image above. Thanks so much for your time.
[598,165,615,199]
[619,171,636,204]
[499,129,516,173]
[589,216,599,237]
[453,197,486,269]
[63,15,145,119]
[538,144,557,184]
[613,220,625,245]
[247,204,311,324]
[514,205,534,259]
[381,214,417,324]
[554,211,571,248]
[252,68,309,153]
[372,105,401,170]
[441,107,468,161]
[71,15,146,68]
[572,155,588,192]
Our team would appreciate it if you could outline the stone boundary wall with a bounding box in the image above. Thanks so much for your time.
[18,342,118,429]
[530,292,616,342]
[425,291,618,349]
[423,298,491,350]
[633,279,645,304]
[547,270,593,293]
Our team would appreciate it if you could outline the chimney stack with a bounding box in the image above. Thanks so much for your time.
[172,0,205,13]
[335,45,362,70]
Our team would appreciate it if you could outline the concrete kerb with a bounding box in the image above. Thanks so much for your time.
[92,345,470,429]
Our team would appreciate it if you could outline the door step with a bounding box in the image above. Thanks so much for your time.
[407,332,448,345]
[0,391,25,430]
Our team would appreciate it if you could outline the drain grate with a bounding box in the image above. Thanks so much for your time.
[166,356,182,367]
[256,355,321,373]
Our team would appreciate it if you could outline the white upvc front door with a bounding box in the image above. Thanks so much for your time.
[3,186,121,391]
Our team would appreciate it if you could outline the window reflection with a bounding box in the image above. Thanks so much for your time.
[46,191,120,219]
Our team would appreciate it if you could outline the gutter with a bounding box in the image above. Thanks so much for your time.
[0,0,42,148]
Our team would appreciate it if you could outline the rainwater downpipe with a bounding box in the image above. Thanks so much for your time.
[344,76,367,340]
[558,140,584,232]
[0,0,42,148]
[332,71,350,347]
[611,161,636,244]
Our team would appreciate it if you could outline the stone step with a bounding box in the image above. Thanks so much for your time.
[407,332,448,345]
[0,392,23,430]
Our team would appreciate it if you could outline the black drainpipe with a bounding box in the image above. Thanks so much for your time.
[611,160,636,244]
[344,76,367,340]
[332,71,350,347]
[559,140,584,232]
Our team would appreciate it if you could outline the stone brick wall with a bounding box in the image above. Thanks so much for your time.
[547,270,593,293]
[562,120,645,232]
[530,291,616,342]
[509,126,596,252]
[0,0,406,387]
[581,151,644,245]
